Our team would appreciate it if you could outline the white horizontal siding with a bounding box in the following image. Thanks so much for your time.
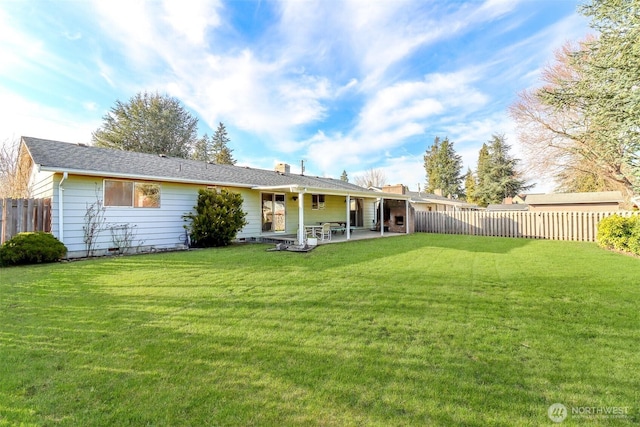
[31,170,390,257]
[51,176,262,257]
[30,171,54,199]
[297,194,349,226]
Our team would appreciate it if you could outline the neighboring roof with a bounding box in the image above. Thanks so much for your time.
[406,190,478,209]
[524,191,624,205]
[22,136,398,198]
[486,204,529,212]
[370,186,477,208]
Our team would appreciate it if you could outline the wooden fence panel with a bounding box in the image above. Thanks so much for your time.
[414,210,639,242]
[0,198,52,244]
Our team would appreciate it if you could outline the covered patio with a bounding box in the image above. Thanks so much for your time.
[253,183,413,245]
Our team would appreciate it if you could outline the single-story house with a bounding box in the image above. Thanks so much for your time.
[379,184,479,211]
[18,137,411,258]
[519,191,624,212]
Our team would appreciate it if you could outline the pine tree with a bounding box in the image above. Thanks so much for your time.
[340,170,349,182]
[475,134,532,206]
[192,133,211,162]
[424,136,464,198]
[211,122,236,165]
[475,143,491,206]
[464,168,478,204]
[424,136,441,193]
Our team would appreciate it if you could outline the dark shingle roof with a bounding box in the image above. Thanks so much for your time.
[524,191,624,205]
[486,204,529,211]
[22,136,374,194]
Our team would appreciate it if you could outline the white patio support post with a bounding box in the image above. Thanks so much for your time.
[405,199,410,234]
[379,197,384,236]
[345,194,351,240]
[297,192,305,244]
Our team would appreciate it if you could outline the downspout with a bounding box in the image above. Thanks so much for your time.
[58,172,68,243]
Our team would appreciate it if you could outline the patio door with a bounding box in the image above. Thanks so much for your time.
[350,198,364,227]
[262,193,286,232]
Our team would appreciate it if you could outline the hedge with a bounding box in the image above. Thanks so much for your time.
[0,232,67,266]
[597,215,640,256]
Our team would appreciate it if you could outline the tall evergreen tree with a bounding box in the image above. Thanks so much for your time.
[211,122,236,165]
[191,133,211,162]
[464,168,478,204]
[340,170,349,182]
[92,92,198,158]
[475,134,532,206]
[579,0,640,192]
[475,143,491,205]
[424,137,440,192]
[423,136,464,198]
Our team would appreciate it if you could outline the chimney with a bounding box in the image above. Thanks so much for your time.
[382,184,405,194]
[275,163,290,174]
[434,189,443,196]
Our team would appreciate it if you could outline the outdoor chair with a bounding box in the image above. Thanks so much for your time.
[317,222,332,241]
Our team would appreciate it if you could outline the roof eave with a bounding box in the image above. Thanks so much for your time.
[36,166,255,188]
[253,184,411,199]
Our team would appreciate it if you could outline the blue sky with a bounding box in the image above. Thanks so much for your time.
[0,0,589,190]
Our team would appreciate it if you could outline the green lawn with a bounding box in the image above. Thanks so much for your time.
[1,234,638,426]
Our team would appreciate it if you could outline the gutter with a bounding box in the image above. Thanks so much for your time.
[252,184,412,200]
[58,171,68,242]
[37,166,256,189]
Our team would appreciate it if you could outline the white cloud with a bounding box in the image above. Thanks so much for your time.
[0,89,99,144]
[162,0,222,45]
[300,67,491,177]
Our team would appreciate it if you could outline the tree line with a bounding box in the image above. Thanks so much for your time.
[423,134,531,207]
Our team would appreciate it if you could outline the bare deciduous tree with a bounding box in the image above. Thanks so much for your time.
[353,168,387,188]
[509,39,634,196]
[0,138,31,198]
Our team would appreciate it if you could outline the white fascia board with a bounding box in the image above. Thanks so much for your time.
[253,184,410,199]
[36,166,255,188]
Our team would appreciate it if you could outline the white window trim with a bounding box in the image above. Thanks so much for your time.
[103,179,161,208]
[312,194,326,210]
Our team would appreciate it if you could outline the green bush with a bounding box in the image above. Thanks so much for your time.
[0,232,67,266]
[627,216,640,255]
[184,189,248,247]
[597,215,640,255]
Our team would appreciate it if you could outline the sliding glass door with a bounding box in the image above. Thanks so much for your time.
[350,198,364,227]
[262,193,286,232]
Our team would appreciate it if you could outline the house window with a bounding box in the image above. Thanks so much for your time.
[104,180,160,208]
[312,194,325,210]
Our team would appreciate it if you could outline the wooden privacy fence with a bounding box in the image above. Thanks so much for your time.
[415,210,640,242]
[0,198,52,244]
